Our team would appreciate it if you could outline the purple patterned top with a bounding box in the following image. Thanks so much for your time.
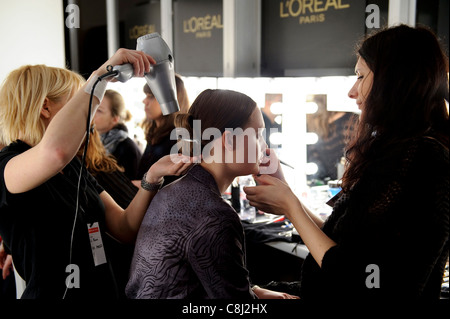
[126,165,256,299]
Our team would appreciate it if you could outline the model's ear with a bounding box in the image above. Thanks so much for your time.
[222,130,235,152]
[40,97,51,119]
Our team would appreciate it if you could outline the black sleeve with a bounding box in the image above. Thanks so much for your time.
[86,169,104,195]
[314,138,449,300]
[113,138,142,180]
[0,150,20,206]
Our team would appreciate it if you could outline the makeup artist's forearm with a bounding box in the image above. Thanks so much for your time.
[284,194,324,228]
[301,204,325,228]
[287,199,336,267]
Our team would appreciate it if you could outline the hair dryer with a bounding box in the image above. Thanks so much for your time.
[112,33,179,115]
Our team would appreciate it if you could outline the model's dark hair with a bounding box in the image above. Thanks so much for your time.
[175,89,257,155]
[342,24,449,192]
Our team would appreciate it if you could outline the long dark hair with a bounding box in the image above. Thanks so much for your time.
[342,24,449,192]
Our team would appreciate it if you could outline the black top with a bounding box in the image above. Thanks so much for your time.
[113,138,142,180]
[136,134,179,186]
[105,124,142,180]
[89,169,138,299]
[0,140,118,299]
[126,165,256,299]
[300,136,449,301]
[92,170,138,210]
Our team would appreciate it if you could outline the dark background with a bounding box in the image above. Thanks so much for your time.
[63,0,448,78]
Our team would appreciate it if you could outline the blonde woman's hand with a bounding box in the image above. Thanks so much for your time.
[145,154,200,184]
[96,48,156,80]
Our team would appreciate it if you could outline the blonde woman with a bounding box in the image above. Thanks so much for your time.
[0,49,194,299]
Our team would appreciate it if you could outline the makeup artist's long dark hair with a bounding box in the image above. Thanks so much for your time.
[341,24,449,192]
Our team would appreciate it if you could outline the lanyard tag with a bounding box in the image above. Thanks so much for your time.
[87,222,107,266]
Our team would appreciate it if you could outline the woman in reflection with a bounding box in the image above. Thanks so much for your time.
[126,89,298,299]
[244,25,449,300]
[306,94,357,182]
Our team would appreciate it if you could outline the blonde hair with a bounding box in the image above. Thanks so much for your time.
[0,64,85,146]
[77,128,124,175]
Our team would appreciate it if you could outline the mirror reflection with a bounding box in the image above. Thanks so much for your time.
[306,94,358,185]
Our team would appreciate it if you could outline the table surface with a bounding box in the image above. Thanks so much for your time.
[242,213,310,260]
[265,241,309,260]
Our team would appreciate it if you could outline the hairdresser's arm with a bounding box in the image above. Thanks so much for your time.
[102,154,196,243]
[245,174,335,267]
[4,49,155,194]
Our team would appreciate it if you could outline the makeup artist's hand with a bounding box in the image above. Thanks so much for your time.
[258,148,286,183]
[244,174,298,216]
